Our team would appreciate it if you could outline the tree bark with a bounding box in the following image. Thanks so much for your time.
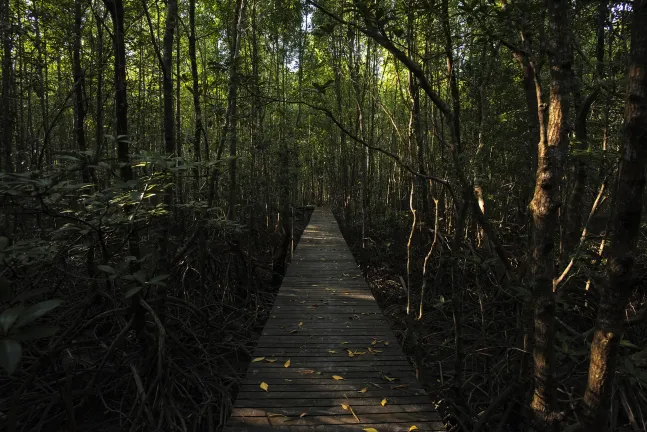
[1,0,14,174]
[580,1,647,430]
[189,0,205,190]
[227,0,245,220]
[73,0,90,183]
[529,0,572,427]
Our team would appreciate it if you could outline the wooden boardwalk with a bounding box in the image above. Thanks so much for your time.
[226,208,444,431]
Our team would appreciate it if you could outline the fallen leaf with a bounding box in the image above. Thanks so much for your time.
[342,404,360,422]
[299,412,307,418]
[358,387,368,393]
[363,429,378,432]
[382,375,396,382]
[284,359,291,368]
[265,358,277,363]
[297,369,315,374]
[384,342,389,346]
[252,357,265,362]
[267,413,286,418]
[408,426,418,431]
[260,382,269,392]
[392,384,409,389]
[332,375,344,380]
[328,350,337,354]
[298,322,303,327]
[381,398,388,406]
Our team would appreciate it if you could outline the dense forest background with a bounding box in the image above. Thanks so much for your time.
[0,0,646,430]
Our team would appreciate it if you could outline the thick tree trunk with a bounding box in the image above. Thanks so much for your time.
[580,1,647,430]
[104,0,133,183]
[529,0,572,427]
[227,0,245,220]
[103,0,144,337]
[73,0,90,183]
[1,0,14,174]
[189,0,205,190]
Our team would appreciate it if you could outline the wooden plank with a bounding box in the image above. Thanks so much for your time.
[226,208,442,431]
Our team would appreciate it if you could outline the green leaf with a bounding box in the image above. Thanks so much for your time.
[133,270,146,284]
[125,286,142,298]
[13,325,60,341]
[149,274,169,285]
[97,265,116,274]
[0,305,23,332]
[0,339,22,375]
[620,339,640,349]
[0,276,12,302]
[14,299,62,328]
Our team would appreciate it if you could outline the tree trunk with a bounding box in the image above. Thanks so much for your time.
[580,1,647,430]
[227,0,245,220]
[529,0,572,427]
[189,0,205,190]
[1,0,14,174]
[104,0,133,183]
[73,0,90,183]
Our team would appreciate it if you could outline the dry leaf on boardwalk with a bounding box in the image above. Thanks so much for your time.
[341,404,360,422]
[260,382,269,392]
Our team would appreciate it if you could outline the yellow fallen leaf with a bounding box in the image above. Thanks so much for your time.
[252,357,265,362]
[363,428,378,432]
[265,358,277,363]
[300,412,307,418]
[298,322,303,327]
[358,387,368,393]
[384,342,389,346]
[332,375,344,380]
[260,382,269,392]
[284,359,291,368]
[408,426,418,431]
[381,398,387,406]
[328,350,337,353]
[342,404,360,422]
[383,375,396,382]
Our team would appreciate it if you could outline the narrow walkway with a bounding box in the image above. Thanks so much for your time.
[226,208,444,431]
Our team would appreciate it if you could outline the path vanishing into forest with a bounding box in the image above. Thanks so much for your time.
[225,208,445,431]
